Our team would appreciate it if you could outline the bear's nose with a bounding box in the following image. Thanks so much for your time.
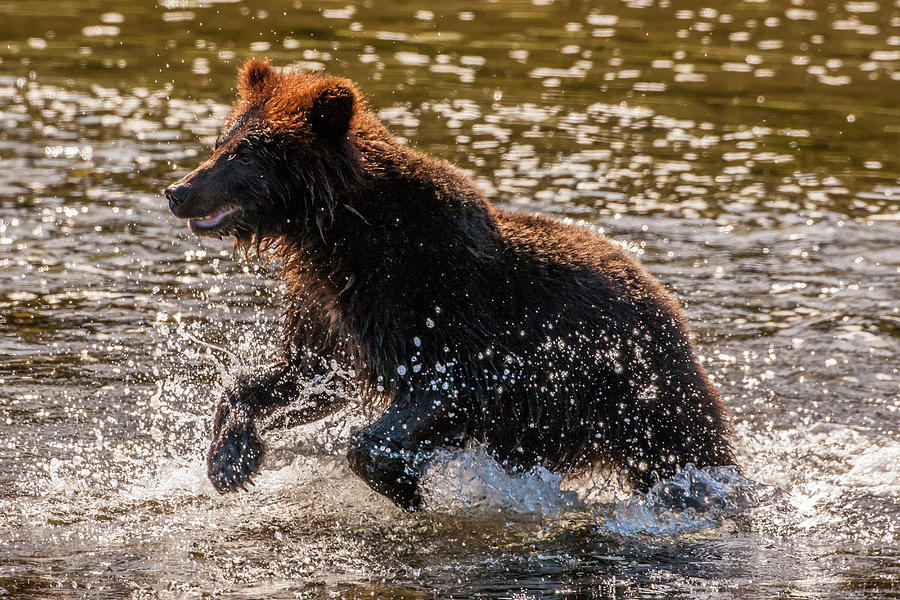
[164,184,189,214]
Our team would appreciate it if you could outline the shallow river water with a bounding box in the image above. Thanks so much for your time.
[1,0,898,598]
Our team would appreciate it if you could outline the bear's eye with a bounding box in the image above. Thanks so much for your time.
[238,147,253,164]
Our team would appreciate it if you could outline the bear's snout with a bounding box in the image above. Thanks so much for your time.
[164,183,190,215]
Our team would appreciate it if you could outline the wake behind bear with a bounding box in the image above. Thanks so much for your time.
[164,59,737,510]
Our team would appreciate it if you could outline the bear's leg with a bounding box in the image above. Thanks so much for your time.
[207,388,265,493]
[347,391,470,511]
[608,370,736,493]
[208,362,352,492]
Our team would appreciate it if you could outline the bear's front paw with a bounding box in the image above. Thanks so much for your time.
[207,421,265,493]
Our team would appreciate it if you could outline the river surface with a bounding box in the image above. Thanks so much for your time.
[1,0,898,598]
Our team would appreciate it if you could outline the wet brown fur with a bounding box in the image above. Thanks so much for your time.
[170,59,737,491]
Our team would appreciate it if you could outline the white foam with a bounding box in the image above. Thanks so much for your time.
[422,446,583,519]
[420,446,769,537]
[603,465,765,537]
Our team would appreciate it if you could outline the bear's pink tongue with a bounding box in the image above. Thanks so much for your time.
[192,207,238,229]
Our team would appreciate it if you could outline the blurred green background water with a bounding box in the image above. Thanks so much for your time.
[0,1,898,598]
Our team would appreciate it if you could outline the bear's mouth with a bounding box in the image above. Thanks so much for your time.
[188,206,240,234]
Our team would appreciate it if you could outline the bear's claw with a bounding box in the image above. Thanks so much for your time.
[207,420,264,493]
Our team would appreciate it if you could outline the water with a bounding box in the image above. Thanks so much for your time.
[1,0,898,597]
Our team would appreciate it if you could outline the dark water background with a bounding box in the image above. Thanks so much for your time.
[0,0,898,597]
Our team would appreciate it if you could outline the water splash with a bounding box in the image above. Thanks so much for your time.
[603,465,772,537]
[422,446,583,519]
[421,446,770,538]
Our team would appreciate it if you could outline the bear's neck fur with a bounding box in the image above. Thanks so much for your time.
[275,120,500,393]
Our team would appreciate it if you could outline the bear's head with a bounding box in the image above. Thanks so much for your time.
[164,59,365,245]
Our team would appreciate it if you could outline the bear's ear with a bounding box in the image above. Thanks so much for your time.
[238,58,273,97]
[309,81,357,140]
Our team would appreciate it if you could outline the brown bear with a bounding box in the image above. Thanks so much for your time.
[164,59,736,510]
